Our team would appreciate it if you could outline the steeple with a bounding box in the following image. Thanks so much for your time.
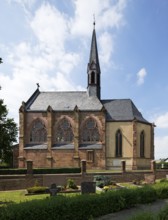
[87,21,101,99]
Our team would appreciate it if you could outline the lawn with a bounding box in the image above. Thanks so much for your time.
[0,190,49,206]
[0,189,83,207]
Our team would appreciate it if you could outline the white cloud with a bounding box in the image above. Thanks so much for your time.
[71,0,127,36]
[155,135,168,159]
[0,0,128,128]
[136,68,147,85]
[99,32,114,65]
[155,112,168,128]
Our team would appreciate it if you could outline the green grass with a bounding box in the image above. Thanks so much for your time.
[0,189,82,207]
[0,190,49,206]
[119,183,140,189]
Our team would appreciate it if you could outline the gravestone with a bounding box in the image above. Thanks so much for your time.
[81,182,96,194]
[144,174,156,184]
[49,183,58,196]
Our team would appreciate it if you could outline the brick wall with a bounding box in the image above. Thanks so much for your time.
[0,170,167,191]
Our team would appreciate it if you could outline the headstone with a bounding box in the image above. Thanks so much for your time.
[81,182,96,194]
[144,174,156,184]
[49,183,58,196]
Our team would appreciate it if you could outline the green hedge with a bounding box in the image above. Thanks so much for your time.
[0,167,81,175]
[152,182,168,199]
[156,162,168,169]
[0,186,157,220]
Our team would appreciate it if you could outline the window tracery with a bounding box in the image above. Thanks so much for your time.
[82,118,100,142]
[30,120,47,143]
[55,118,73,143]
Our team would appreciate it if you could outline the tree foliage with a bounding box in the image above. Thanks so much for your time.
[0,58,2,64]
[0,99,18,164]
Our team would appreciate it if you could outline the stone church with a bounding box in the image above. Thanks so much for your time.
[18,25,155,170]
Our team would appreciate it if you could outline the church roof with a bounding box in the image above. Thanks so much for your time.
[24,89,150,123]
[25,90,103,111]
[101,99,150,124]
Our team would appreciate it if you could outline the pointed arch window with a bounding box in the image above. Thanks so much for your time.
[55,118,73,143]
[82,118,100,142]
[140,131,145,157]
[116,129,122,157]
[30,119,47,143]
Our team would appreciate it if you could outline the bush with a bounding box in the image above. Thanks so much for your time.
[152,182,168,199]
[135,186,157,204]
[27,186,49,194]
[66,178,78,189]
[0,186,159,220]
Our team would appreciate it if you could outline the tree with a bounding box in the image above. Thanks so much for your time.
[0,99,18,165]
[0,58,2,64]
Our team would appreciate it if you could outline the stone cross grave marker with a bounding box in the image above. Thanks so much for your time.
[49,183,58,196]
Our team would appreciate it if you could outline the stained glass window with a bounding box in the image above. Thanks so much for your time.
[56,118,73,143]
[116,129,122,157]
[30,120,47,143]
[82,118,100,142]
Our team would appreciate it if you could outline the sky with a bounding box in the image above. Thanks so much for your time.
[0,0,168,160]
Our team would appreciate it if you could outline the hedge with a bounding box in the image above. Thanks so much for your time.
[156,162,168,169]
[0,186,158,220]
[0,167,81,175]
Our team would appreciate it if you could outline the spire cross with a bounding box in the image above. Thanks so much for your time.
[93,14,96,28]
[36,83,40,89]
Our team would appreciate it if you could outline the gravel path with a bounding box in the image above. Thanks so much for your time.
[95,199,168,220]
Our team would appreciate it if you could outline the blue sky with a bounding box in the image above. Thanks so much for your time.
[0,0,168,159]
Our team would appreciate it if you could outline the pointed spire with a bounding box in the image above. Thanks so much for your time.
[88,19,100,73]
[87,20,101,99]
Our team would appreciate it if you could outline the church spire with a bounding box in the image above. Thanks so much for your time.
[87,20,101,99]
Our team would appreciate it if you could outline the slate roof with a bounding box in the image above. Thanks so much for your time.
[25,89,150,124]
[25,90,103,111]
[101,99,150,123]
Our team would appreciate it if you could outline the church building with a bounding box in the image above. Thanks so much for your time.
[18,24,155,170]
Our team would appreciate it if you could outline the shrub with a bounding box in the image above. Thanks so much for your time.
[66,178,78,189]
[27,186,49,194]
[152,182,168,199]
[3,183,168,220]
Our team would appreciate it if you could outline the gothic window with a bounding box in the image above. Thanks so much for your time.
[140,131,145,157]
[82,118,100,142]
[55,118,73,143]
[116,129,122,157]
[30,119,47,143]
[91,71,95,84]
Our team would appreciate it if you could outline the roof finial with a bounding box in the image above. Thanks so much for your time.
[93,14,96,29]
[36,83,40,89]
